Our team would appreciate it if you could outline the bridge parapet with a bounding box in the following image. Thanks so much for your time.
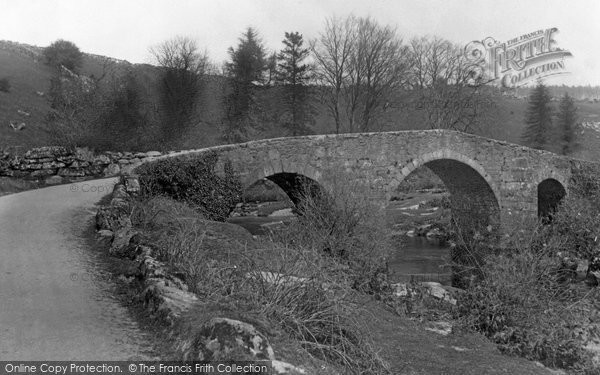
[133,130,597,238]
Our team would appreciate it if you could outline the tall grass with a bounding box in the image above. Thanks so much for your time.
[454,195,600,372]
[272,171,392,295]
[131,171,393,373]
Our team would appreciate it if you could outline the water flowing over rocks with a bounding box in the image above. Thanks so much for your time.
[391,281,459,305]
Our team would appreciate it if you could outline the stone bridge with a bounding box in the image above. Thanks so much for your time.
[134,130,599,237]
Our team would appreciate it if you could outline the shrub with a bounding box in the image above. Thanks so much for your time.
[456,220,600,371]
[538,166,600,263]
[136,153,242,221]
[451,170,600,370]
[43,39,83,72]
[0,77,10,93]
[271,171,392,296]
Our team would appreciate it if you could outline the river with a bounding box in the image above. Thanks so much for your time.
[388,236,451,285]
[228,215,452,285]
[0,179,159,360]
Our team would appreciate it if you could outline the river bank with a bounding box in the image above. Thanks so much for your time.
[90,178,572,374]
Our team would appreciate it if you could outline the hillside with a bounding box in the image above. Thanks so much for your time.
[2,40,600,161]
[0,40,141,150]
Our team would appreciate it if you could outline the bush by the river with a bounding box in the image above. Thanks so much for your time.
[136,153,242,221]
[455,170,600,372]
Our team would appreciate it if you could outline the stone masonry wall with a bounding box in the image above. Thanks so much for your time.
[0,146,166,185]
[4,130,600,237]
[132,129,600,235]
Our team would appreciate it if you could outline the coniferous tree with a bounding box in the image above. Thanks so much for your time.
[522,80,553,150]
[276,32,314,135]
[266,52,277,85]
[557,93,579,155]
[222,27,267,142]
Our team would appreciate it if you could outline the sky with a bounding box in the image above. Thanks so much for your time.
[1,0,599,86]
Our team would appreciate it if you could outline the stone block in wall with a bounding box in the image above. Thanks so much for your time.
[58,168,86,177]
[30,169,56,178]
[89,164,106,176]
[119,164,135,175]
[118,159,130,165]
[41,161,66,169]
[69,160,90,168]
[56,155,75,163]
[33,157,55,163]
[146,151,161,157]
[103,163,121,177]
[22,163,43,170]
[105,151,121,158]
[123,176,140,195]
[24,146,68,159]
[74,147,95,162]
[93,155,111,165]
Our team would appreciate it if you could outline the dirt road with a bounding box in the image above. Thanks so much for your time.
[0,178,156,360]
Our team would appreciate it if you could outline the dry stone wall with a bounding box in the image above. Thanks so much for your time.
[0,146,166,185]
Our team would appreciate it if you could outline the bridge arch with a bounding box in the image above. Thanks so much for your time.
[244,161,325,205]
[389,149,502,235]
[537,178,566,221]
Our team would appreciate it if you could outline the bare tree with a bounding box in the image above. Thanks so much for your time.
[407,36,493,133]
[150,36,209,139]
[311,16,409,133]
[310,16,356,134]
[347,17,410,132]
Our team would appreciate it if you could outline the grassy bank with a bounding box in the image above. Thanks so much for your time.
[120,158,585,373]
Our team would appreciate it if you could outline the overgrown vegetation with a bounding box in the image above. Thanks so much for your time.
[45,62,160,151]
[454,170,600,372]
[130,170,393,373]
[136,153,242,221]
[273,176,392,294]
